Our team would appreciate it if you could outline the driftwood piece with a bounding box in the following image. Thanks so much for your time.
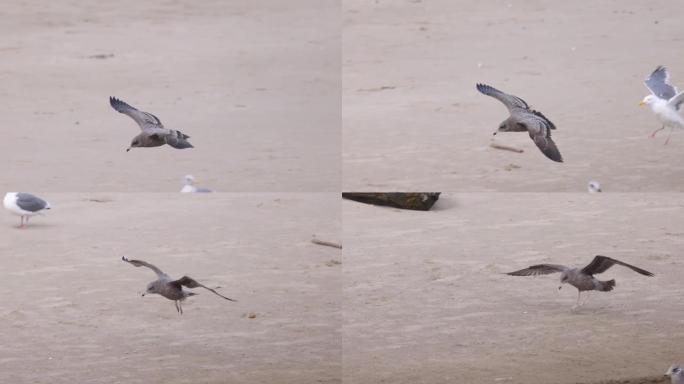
[311,237,342,249]
[342,193,441,211]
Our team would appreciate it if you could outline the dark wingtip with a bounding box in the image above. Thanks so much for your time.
[476,83,491,93]
[122,256,128,262]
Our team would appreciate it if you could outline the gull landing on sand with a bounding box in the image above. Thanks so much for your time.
[476,83,563,162]
[640,66,684,144]
[666,364,684,384]
[507,255,653,310]
[109,97,194,151]
[3,192,51,228]
[122,256,236,314]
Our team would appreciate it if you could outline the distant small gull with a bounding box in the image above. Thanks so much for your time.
[181,175,212,193]
[507,255,653,309]
[110,97,194,151]
[477,83,563,162]
[3,192,51,228]
[640,66,684,144]
[122,256,236,314]
[588,181,602,193]
[666,364,684,384]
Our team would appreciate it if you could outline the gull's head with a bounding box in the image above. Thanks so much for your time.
[588,181,602,193]
[127,139,141,152]
[666,364,683,381]
[143,281,159,296]
[558,272,570,290]
[183,175,196,185]
[640,95,658,107]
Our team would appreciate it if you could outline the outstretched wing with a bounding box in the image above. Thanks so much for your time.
[518,111,563,163]
[644,66,677,101]
[476,83,530,112]
[668,91,684,111]
[165,130,194,149]
[121,256,168,278]
[110,97,165,131]
[530,129,563,162]
[171,276,237,302]
[581,255,654,277]
[507,264,568,276]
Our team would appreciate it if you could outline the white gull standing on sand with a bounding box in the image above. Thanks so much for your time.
[180,175,212,193]
[3,192,51,228]
[640,66,684,144]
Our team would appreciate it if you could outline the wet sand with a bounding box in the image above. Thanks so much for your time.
[1,193,341,383]
[343,194,684,383]
[0,0,340,192]
[343,0,684,191]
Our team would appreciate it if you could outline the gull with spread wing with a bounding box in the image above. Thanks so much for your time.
[476,83,563,162]
[640,66,684,144]
[507,255,653,309]
[110,97,194,151]
[122,256,236,314]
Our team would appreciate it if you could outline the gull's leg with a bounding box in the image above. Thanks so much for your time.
[26,216,30,227]
[581,291,591,306]
[18,216,24,228]
[179,302,183,315]
[664,126,674,145]
[651,125,665,138]
[175,301,180,314]
[571,290,581,310]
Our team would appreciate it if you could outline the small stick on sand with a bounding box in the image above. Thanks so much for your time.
[311,237,342,249]
[490,142,524,153]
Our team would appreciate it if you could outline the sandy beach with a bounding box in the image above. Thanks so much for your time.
[343,0,684,191]
[343,194,684,383]
[1,193,340,383]
[0,0,340,192]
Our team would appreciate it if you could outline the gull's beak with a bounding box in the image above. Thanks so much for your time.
[558,285,562,290]
[141,292,145,297]
[492,131,498,136]
[639,101,646,107]
[126,147,131,152]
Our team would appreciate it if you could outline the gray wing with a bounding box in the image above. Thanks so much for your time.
[644,66,677,100]
[171,276,237,302]
[476,83,530,112]
[194,187,212,193]
[507,264,568,276]
[668,91,684,111]
[164,130,194,149]
[122,256,168,278]
[110,97,165,131]
[517,111,563,162]
[581,255,654,277]
[15,193,49,212]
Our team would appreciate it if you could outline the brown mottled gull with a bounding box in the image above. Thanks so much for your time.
[110,97,194,151]
[122,256,236,314]
[507,255,653,309]
[476,83,563,162]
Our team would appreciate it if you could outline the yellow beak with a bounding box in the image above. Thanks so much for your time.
[639,101,645,106]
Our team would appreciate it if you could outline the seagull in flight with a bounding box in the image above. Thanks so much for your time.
[507,255,653,309]
[122,256,236,314]
[110,97,194,151]
[476,83,563,162]
[640,66,684,144]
